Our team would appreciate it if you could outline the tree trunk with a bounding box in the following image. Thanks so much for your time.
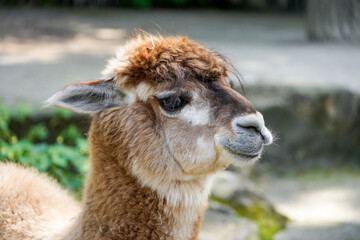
[307,0,360,42]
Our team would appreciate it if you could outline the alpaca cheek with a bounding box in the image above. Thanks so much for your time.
[167,129,217,174]
[187,136,218,173]
[179,105,210,126]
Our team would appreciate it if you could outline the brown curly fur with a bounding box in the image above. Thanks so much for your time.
[113,35,228,88]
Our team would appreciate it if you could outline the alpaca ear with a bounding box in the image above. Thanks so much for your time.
[45,80,127,114]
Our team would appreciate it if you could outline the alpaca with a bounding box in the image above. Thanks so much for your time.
[0,34,273,240]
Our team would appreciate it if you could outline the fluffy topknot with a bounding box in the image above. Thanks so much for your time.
[102,34,229,89]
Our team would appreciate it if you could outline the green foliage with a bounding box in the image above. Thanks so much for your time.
[27,124,48,141]
[59,125,83,145]
[130,0,152,8]
[211,196,288,240]
[0,103,89,194]
[0,105,11,139]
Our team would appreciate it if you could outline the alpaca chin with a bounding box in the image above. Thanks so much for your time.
[224,148,262,167]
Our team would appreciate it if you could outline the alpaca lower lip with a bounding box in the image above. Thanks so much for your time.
[223,145,260,159]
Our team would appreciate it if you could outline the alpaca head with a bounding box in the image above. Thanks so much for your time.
[47,35,272,204]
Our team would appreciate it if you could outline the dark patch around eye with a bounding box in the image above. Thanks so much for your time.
[206,82,233,105]
[204,81,240,121]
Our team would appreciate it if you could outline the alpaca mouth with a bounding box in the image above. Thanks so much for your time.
[217,136,263,161]
[223,145,261,160]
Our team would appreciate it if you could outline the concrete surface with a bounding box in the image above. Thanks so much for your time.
[258,173,360,240]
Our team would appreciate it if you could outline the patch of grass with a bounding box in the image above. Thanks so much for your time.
[0,103,90,196]
[211,196,288,240]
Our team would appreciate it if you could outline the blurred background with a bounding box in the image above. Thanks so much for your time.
[1,1,360,240]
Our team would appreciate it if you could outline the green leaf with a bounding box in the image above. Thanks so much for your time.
[27,124,48,141]
[60,125,82,145]
[53,107,72,120]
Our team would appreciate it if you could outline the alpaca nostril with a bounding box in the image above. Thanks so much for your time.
[236,123,258,132]
[236,124,264,139]
[233,112,273,145]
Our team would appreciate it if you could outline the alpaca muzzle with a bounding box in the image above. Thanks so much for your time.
[216,111,273,162]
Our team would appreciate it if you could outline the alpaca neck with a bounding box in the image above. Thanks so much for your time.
[66,153,209,240]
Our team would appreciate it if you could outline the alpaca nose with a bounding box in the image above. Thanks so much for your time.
[233,112,273,145]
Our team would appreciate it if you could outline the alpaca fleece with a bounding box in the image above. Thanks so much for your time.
[0,34,273,240]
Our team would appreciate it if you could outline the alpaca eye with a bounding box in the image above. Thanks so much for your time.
[158,96,188,113]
